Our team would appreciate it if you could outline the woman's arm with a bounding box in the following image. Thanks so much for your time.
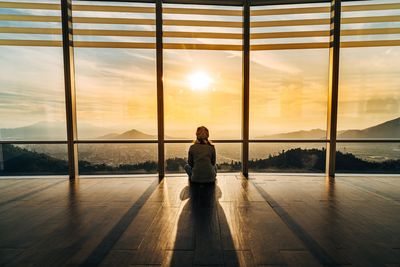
[188,148,194,167]
[211,146,216,166]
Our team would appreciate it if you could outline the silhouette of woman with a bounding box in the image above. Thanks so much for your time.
[169,183,240,266]
[184,126,217,183]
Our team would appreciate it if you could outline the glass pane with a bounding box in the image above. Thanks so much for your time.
[74,49,157,139]
[338,0,400,137]
[250,3,330,139]
[338,47,400,137]
[78,144,158,175]
[164,50,242,139]
[73,1,157,140]
[0,144,68,176]
[249,143,326,173]
[165,143,241,173]
[0,0,65,140]
[163,4,242,140]
[250,49,329,139]
[336,143,400,174]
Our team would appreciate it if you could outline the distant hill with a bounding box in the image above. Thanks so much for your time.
[258,129,326,139]
[97,129,178,139]
[0,121,113,140]
[1,144,68,175]
[248,147,400,173]
[97,129,156,139]
[339,117,400,138]
[0,121,66,140]
[257,117,400,139]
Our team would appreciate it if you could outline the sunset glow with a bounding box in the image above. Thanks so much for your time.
[187,71,213,91]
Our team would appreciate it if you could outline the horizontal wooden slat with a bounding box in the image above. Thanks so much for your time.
[0,1,60,10]
[74,42,241,50]
[164,19,241,27]
[250,16,400,28]
[73,4,154,13]
[73,17,155,25]
[162,7,241,16]
[0,27,61,34]
[251,30,329,39]
[165,31,241,39]
[0,39,61,46]
[164,43,242,50]
[251,6,329,16]
[342,28,400,36]
[251,18,329,27]
[251,42,329,50]
[342,3,400,12]
[0,14,60,22]
[342,16,400,24]
[72,29,242,39]
[73,29,155,37]
[73,41,155,49]
[341,40,400,48]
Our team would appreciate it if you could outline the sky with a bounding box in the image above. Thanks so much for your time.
[0,0,399,140]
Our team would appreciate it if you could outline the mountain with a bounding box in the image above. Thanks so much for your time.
[0,121,113,140]
[97,129,179,139]
[97,129,156,139]
[0,121,66,140]
[257,129,326,139]
[256,117,400,139]
[339,117,400,138]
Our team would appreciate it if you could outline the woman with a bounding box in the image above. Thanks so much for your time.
[184,126,217,183]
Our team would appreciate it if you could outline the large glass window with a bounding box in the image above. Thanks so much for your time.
[72,1,157,140]
[249,3,330,173]
[250,3,330,139]
[71,1,158,175]
[0,0,66,141]
[163,4,242,140]
[0,0,68,176]
[338,0,400,134]
[337,0,400,173]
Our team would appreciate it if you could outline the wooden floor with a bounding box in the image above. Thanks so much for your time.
[0,174,399,267]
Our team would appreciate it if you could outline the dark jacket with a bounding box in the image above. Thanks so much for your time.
[188,143,216,183]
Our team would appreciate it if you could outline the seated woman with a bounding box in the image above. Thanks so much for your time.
[184,126,217,183]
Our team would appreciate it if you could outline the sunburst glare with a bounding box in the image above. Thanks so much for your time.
[187,71,213,91]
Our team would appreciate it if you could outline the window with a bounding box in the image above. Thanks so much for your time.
[0,0,66,141]
[163,4,242,140]
[72,1,157,140]
[337,0,400,173]
[249,2,330,173]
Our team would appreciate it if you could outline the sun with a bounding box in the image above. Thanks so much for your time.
[187,71,213,91]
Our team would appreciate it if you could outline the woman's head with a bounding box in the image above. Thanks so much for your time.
[195,126,213,145]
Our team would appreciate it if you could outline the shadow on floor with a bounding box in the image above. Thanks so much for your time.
[169,182,240,266]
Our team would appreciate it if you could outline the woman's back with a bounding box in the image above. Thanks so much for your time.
[188,143,216,183]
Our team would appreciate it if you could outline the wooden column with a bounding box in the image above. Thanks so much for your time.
[61,0,78,180]
[242,0,250,178]
[156,0,165,180]
[326,0,341,179]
